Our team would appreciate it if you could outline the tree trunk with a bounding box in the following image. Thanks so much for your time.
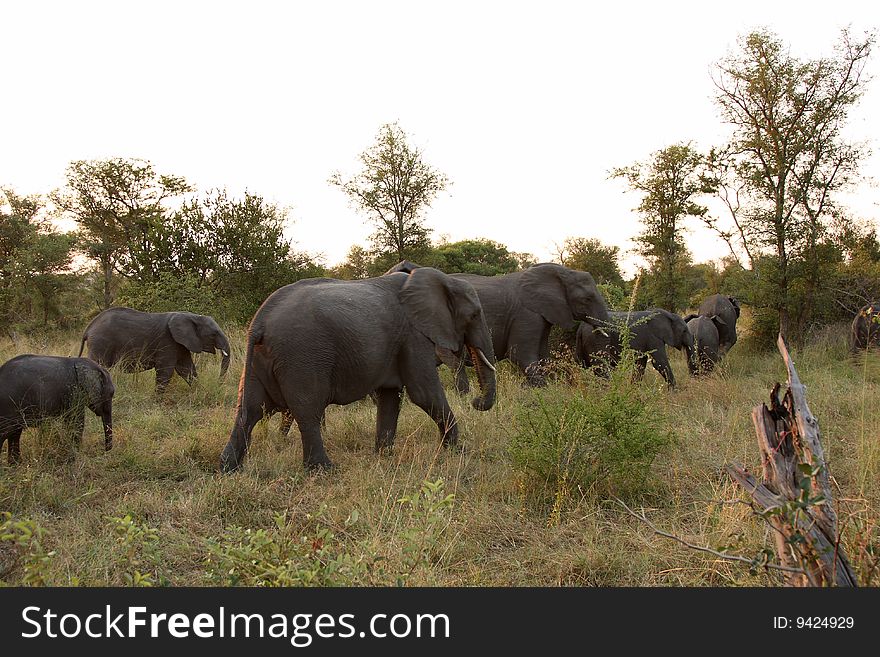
[726,334,857,586]
[103,254,112,309]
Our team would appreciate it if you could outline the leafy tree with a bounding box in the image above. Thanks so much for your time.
[118,189,323,322]
[0,188,76,326]
[330,245,372,279]
[428,238,527,275]
[612,143,707,312]
[55,158,190,308]
[556,237,624,286]
[329,122,449,262]
[707,29,874,339]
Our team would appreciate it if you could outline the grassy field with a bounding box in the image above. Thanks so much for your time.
[1,320,878,586]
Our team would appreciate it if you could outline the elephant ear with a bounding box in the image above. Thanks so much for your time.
[728,296,741,318]
[519,264,576,328]
[74,361,105,409]
[168,313,202,353]
[399,268,459,351]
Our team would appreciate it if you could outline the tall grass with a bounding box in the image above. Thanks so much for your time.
[1,324,878,586]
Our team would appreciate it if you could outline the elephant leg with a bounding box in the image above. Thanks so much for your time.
[650,350,675,388]
[155,366,175,394]
[295,415,333,470]
[375,387,403,452]
[406,382,458,448]
[175,353,197,385]
[5,428,23,464]
[220,392,268,472]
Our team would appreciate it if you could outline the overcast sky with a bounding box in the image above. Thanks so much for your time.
[2,1,879,273]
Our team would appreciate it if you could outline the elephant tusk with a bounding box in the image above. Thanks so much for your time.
[221,350,229,357]
[476,348,495,373]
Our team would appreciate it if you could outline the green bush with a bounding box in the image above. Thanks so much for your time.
[509,369,673,504]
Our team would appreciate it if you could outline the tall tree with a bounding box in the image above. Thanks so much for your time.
[612,143,707,312]
[329,122,449,261]
[55,158,190,308]
[708,29,873,337]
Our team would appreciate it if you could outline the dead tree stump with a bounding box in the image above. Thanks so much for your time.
[726,334,857,587]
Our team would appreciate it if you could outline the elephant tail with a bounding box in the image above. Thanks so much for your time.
[78,332,88,357]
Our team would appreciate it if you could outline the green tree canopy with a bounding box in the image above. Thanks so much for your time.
[556,237,624,286]
[707,28,874,338]
[612,143,707,312]
[55,158,191,308]
[329,122,449,262]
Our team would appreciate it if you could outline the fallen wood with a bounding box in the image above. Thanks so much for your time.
[726,333,857,586]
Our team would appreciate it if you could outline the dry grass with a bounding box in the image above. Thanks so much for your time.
[1,323,879,586]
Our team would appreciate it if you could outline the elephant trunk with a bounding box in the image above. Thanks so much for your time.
[102,405,113,451]
[466,319,496,411]
[217,334,231,378]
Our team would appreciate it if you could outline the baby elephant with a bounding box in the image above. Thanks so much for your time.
[684,314,722,374]
[576,309,694,388]
[0,355,115,464]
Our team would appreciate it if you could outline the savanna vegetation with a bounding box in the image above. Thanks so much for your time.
[2,28,880,586]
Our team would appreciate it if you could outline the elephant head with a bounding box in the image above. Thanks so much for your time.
[74,359,115,450]
[400,267,497,411]
[168,313,231,377]
[652,309,695,364]
[520,263,609,329]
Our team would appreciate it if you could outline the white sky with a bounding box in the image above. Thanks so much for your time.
[2,1,879,274]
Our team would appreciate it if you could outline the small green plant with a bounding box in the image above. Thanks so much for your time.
[509,371,673,505]
[0,512,56,586]
[395,478,456,585]
[203,509,366,586]
[107,514,160,586]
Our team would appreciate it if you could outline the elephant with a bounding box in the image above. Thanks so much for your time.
[697,294,740,355]
[219,267,497,472]
[576,309,694,387]
[79,307,231,393]
[386,261,609,389]
[684,314,721,374]
[0,354,115,464]
[850,301,880,351]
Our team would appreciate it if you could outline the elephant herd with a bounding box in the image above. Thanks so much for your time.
[1,261,878,471]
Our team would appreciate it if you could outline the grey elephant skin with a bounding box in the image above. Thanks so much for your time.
[0,355,115,464]
[220,267,497,472]
[387,261,609,388]
[697,294,740,354]
[851,301,880,351]
[684,314,721,374]
[576,309,694,387]
[79,307,231,392]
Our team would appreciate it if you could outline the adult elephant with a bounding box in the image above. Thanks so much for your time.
[684,314,721,374]
[697,294,740,355]
[219,268,496,472]
[387,261,609,389]
[851,301,880,351]
[576,309,694,388]
[0,355,115,464]
[79,307,231,393]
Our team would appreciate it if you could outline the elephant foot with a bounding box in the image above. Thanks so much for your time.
[305,458,335,472]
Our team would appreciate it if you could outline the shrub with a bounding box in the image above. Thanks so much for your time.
[0,512,56,586]
[509,366,673,505]
[203,509,366,587]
